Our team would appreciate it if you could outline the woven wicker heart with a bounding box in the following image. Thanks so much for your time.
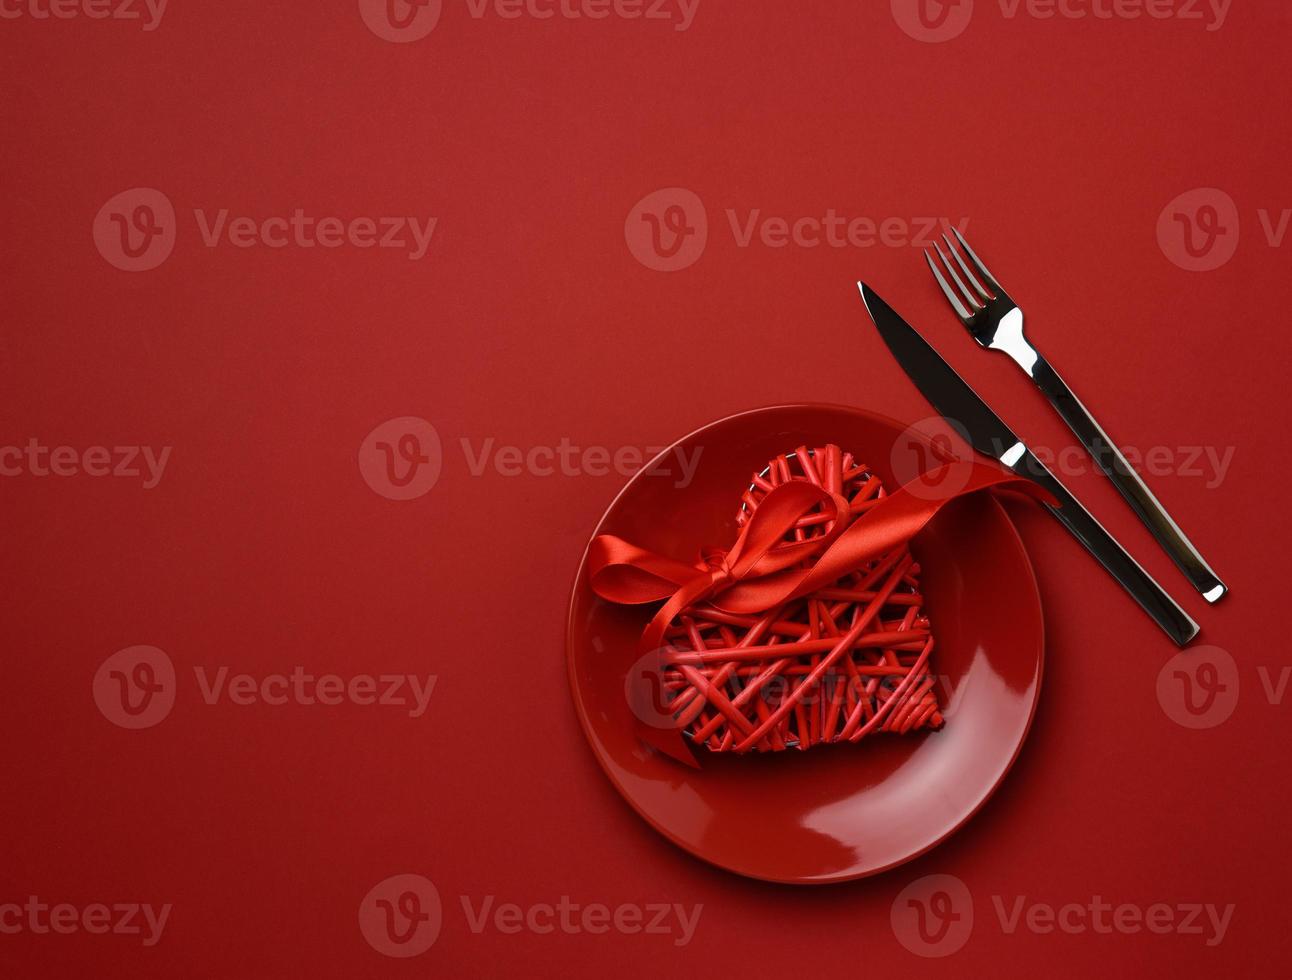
[659,445,943,753]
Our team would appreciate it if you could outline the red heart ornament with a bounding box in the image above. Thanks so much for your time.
[587,442,1049,766]
[660,445,942,754]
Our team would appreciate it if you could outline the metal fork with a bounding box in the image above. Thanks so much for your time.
[926,228,1227,603]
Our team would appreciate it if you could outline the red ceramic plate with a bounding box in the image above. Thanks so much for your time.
[566,404,1044,884]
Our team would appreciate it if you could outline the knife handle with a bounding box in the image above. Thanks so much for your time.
[1012,447,1200,647]
[1031,356,1226,603]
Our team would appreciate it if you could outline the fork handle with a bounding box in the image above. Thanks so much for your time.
[1030,355,1227,602]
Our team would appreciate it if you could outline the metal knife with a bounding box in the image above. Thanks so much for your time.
[858,281,1199,646]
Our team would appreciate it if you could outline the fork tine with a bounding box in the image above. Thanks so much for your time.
[932,240,982,312]
[925,249,973,321]
[951,227,1001,292]
[943,234,992,303]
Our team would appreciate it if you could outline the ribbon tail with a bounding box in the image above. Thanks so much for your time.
[773,461,1055,607]
[639,727,701,768]
[588,535,709,605]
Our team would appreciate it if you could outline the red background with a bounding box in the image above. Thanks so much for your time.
[3,0,1290,975]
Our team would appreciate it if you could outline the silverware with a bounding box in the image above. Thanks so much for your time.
[925,229,1226,604]
[857,281,1199,647]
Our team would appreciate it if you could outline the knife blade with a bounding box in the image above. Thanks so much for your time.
[857,281,1199,647]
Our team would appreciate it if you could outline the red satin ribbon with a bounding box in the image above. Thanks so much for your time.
[588,458,1051,766]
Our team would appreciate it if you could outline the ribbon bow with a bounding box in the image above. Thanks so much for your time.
[588,458,1049,765]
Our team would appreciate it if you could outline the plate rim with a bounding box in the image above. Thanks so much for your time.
[564,402,1045,884]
